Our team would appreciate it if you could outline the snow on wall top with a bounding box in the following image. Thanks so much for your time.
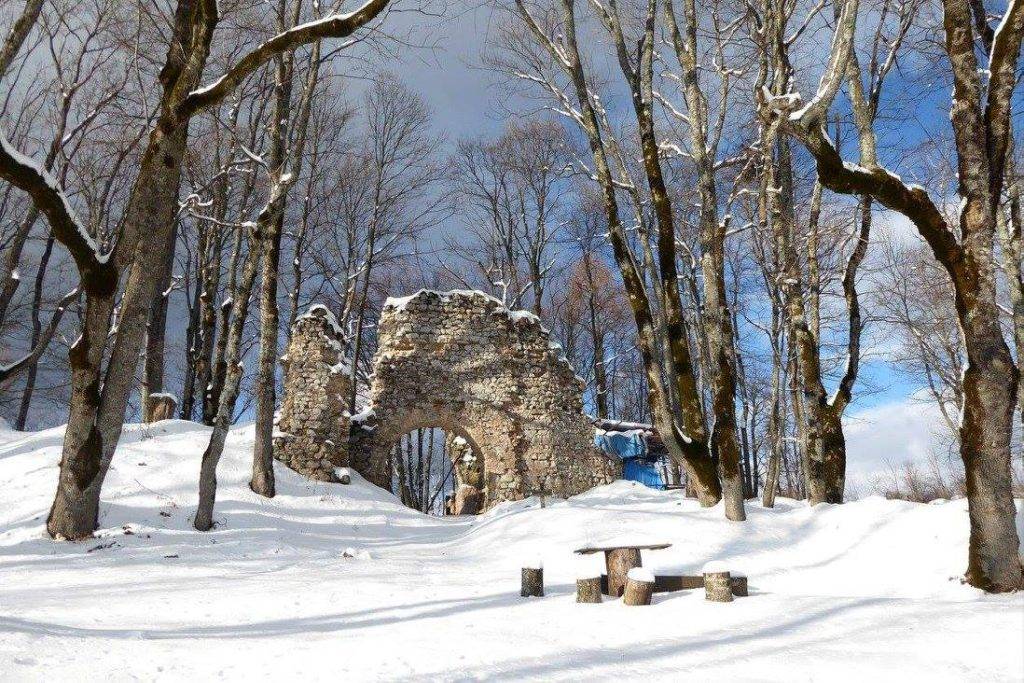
[297,303,345,339]
[383,288,506,312]
[295,303,352,364]
[381,289,581,380]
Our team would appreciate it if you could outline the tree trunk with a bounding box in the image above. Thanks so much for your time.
[15,235,55,430]
[958,295,1021,591]
[141,225,177,423]
[251,46,296,499]
[514,0,723,506]
[665,0,745,521]
[179,257,203,420]
[622,573,654,606]
[605,548,642,598]
[520,566,544,597]
[195,214,266,530]
[0,208,39,327]
[703,569,733,602]
[807,407,846,504]
[47,125,189,540]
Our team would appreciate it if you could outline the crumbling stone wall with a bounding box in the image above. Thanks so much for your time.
[449,433,483,515]
[349,290,619,507]
[273,305,351,481]
[275,292,620,508]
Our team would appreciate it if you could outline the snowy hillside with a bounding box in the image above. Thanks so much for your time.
[0,421,1021,681]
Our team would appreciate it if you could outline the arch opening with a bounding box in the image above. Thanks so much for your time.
[386,426,487,516]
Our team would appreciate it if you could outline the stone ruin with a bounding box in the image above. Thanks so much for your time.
[274,290,620,512]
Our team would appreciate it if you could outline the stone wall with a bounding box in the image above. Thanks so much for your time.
[273,305,351,481]
[275,292,620,509]
[349,290,619,507]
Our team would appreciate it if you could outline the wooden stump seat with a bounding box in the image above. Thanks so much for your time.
[574,543,671,597]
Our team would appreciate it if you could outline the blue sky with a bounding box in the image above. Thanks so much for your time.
[371,0,976,486]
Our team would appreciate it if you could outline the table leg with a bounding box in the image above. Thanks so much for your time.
[605,548,642,597]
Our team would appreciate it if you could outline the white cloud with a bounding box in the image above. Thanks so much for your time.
[842,392,953,493]
[874,209,925,249]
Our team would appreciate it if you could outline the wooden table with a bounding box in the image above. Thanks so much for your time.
[574,543,671,597]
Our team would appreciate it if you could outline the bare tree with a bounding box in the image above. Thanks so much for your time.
[346,76,446,415]
[0,0,393,540]
[447,118,570,315]
[769,0,1023,591]
[505,0,747,517]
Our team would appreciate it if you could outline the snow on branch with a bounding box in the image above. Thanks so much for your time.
[984,0,1024,178]
[787,0,859,126]
[0,132,113,286]
[175,0,391,120]
[766,0,963,276]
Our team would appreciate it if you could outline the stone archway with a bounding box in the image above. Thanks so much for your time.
[275,291,620,510]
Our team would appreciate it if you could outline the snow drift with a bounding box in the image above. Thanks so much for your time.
[0,420,1021,680]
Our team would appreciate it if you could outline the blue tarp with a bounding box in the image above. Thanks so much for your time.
[594,430,647,459]
[623,459,665,489]
[595,429,664,489]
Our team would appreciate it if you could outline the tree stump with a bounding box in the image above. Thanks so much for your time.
[576,576,602,603]
[704,565,733,603]
[730,575,748,597]
[144,394,177,423]
[623,568,655,606]
[454,484,482,515]
[606,547,642,597]
[521,565,544,597]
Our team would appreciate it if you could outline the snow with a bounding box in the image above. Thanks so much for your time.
[992,0,1022,57]
[349,407,375,424]
[383,288,505,312]
[0,421,1021,680]
[297,303,345,338]
[328,362,351,377]
[509,309,541,324]
[627,567,654,583]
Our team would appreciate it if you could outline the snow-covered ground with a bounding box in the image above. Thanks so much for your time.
[0,420,1021,681]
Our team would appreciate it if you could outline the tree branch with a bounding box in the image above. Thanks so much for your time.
[0,133,114,294]
[0,287,80,388]
[985,0,1024,193]
[0,0,43,77]
[175,0,390,121]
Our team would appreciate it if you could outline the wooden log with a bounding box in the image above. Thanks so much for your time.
[521,566,544,597]
[605,547,642,597]
[703,564,733,603]
[730,575,748,597]
[622,568,655,606]
[576,576,603,603]
[653,574,704,593]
